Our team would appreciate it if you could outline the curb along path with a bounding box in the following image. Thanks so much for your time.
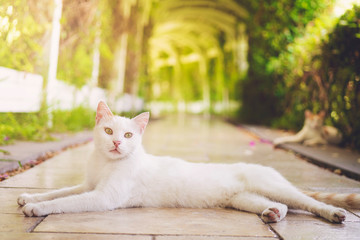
[0,131,93,177]
[241,124,360,181]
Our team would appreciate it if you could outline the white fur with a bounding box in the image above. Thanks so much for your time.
[18,102,347,223]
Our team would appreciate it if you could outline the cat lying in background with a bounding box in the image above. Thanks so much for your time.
[17,102,358,224]
[274,110,342,146]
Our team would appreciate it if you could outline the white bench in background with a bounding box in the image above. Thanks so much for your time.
[0,66,43,112]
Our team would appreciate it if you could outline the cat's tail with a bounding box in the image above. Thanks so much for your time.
[303,191,360,209]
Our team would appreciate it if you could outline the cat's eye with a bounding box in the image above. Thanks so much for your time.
[124,132,133,138]
[104,128,113,135]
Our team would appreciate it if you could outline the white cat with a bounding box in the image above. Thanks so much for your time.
[273,110,342,146]
[18,102,358,224]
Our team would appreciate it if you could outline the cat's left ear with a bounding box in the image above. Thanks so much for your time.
[319,110,326,118]
[132,112,150,134]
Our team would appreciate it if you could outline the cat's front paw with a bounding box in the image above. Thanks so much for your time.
[17,193,36,206]
[273,137,288,147]
[273,138,282,146]
[22,203,47,217]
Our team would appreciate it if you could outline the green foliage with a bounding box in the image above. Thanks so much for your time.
[320,5,360,148]
[51,106,95,132]
[0,0,45,72]
[269,11,338,130]
[271,5,360,149]
[0,112,50,145]
[239,0,332,124]
[57,43,93,88]
[56,1,98,88]
[0,107,96,146]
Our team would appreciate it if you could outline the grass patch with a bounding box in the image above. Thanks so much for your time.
[0,106,96,146]
[0,112,50,145]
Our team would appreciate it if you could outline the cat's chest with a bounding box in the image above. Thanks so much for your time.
[304,127,323,139]
[85,157,120,188]
[85,161,107,188]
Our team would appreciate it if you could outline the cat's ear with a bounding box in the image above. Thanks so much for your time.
[96,101,114,125]
[318,110,326,118]
[132,112,150,134]
[305,110,312,118]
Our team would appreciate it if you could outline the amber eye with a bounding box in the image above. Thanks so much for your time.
[104,128,113,135]
[124,132,133,138]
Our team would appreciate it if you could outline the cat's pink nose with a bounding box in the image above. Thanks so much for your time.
[113,140,121,147]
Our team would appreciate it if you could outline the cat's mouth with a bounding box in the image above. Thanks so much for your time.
[110,148,121,154]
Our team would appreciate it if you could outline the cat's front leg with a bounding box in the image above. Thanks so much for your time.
[18,184,87,206]
[22,190,122,217]
[273,130,306,146]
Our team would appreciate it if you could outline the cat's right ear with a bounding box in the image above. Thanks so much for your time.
[132,112,150,134]
[318,110,326,118]
[96,101,113,125]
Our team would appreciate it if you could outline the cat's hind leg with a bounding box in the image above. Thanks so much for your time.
[257,183,346,223]
[18,184,86,206]
[280,190,346,223]
[229,192,288,223]
[245,165,346,223]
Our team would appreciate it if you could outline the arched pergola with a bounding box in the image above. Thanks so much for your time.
[145,0,250,112]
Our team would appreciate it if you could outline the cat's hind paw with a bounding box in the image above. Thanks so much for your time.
[261,206,287,223]
[22,203,47,217]
[273,138,283,146]
[329,208,346,224]
[17,193,35,206]
[261,208,281,223]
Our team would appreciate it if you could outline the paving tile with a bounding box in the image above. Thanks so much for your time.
[283,209,360,222]
[349,209,360,218]
[0,144,90,188]
[0,232,151,240]
[243,124,360,180]
[35,208,275,237]
[0,213,44,233]
[270,220,360,240]
[0,188,48,214]
[155,236,277,240]
[0,131,92,174]
[0,167,84,188]
[282,143,360,180]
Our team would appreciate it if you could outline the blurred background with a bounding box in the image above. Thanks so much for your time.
[0,0,359,150]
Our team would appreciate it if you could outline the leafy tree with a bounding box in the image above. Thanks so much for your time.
[0,0,47,72]
[319,6,360,148]
[239,0,332,124]
[56,0,98,88]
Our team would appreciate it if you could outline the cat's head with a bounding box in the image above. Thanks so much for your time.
[304,110,325,130]
[93,101,149,160]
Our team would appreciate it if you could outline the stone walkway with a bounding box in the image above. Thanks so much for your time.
[0,115,360,239]
[242,125,360,180]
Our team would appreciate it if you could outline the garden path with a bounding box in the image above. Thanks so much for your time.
[0,115,359,239]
